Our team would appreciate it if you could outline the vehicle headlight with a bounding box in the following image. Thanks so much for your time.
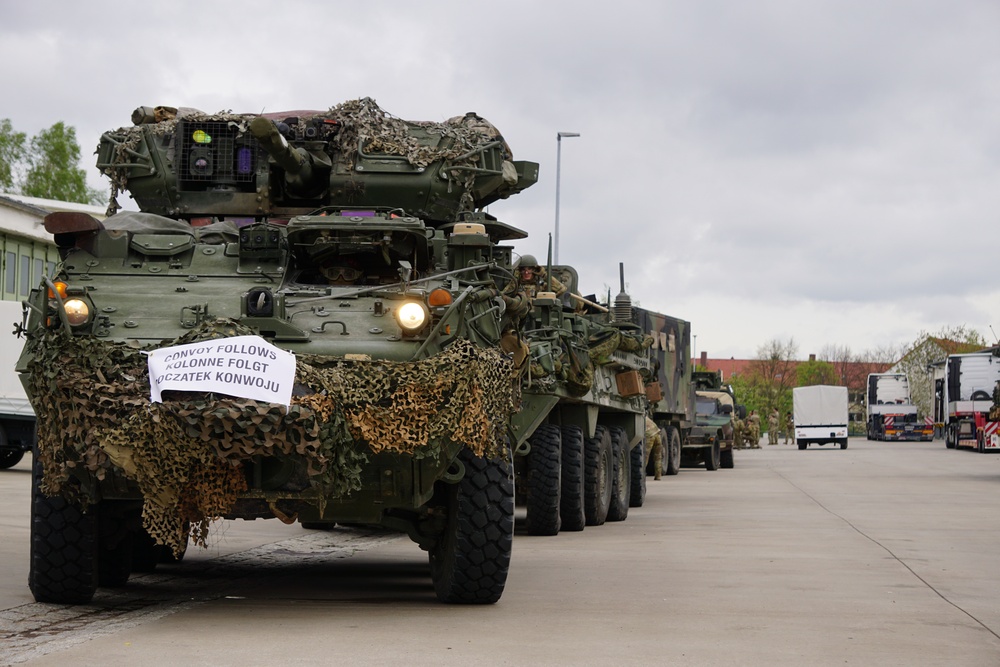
[395,301,428,334]
[63,298,91,326]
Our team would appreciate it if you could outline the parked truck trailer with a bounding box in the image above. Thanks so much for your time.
[939,351,1000,451]
[865,373,932,441]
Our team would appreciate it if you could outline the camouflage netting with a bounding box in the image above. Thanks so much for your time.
[24,318,518,555]
[102,98,513,215]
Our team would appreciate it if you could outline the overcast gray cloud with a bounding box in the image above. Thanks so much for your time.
[2,0,998,359]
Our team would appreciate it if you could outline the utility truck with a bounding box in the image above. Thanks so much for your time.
[937,351,1000,451]
[793,385,849,450]
[865,373,932,441]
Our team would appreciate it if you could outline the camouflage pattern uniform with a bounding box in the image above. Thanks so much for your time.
[732,414,745,450]
[748,411,761,448]
[644,416,663,480]
[784,412,794,444]
[768,409,779,445]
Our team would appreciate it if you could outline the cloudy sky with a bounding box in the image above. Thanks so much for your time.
[2,0,998,360]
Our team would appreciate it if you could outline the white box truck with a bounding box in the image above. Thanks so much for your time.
[793,385,849,450]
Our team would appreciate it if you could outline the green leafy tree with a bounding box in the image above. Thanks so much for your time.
[21,122,102,205]
[741,338,798,417]
[0,118,27,192]
[796,359,838,386]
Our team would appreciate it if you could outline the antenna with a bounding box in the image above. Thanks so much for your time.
[546,234,553,293]
[991,325,999,345]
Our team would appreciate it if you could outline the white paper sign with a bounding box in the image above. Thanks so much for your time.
[147,335,296,407]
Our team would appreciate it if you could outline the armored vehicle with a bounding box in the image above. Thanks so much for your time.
[687,371,737,469]
[510,262,657,535]
[17,100,538,604]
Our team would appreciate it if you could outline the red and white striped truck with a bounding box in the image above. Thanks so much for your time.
[865,373,932,441]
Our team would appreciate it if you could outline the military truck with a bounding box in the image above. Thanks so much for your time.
[686,370,736,469]
[17,100,539,605]
[510,263,671,535]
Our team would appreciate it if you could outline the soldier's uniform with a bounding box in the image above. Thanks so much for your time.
[748,411,761,448]
[784,412,794,444]
[644,416,664,480]
[732,415,745,450]
[768,409,779,445]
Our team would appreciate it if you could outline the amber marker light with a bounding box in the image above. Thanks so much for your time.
[47,281,68,299]
[63,298,91,326]
[428,289,452,307]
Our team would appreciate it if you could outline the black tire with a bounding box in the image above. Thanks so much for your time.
[798,442,807,450]
[606,426,630,522]
[840,439,848,450]
[29,456,98,604]
[430,446,514,604]
[945,424,956,449]
[560,425,586,531]
[720,447,734,469]
[525,424,562,536]
[584,425,613,526]
[97,501,135,588]
[664,426,681,476]
[0,449,24,469]
[704,439,721,471]
[629,437,646,507]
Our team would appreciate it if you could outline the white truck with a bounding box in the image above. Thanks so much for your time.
[939,351,1000,450]
[793,385,849,450]
[865,373,932,441]
[1,299,33,468]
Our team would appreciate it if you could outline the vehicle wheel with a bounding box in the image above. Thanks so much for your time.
[525,424,561,536]
[606,426,630,522]
[798,442,806,450]
[841,439,848,450]
[29,455,98,604]
[664,426,681,476]
[629,437,646,507]
[560,425,586,531]
[704,439,721,471]
[584,425,613,526]
[945,424,956,449]
[720,447,734,469]
[430,446,514,604]
[0,448,24,469]
[98,501,134,588]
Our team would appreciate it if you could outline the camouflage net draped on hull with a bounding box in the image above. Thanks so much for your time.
[24,319,517,554]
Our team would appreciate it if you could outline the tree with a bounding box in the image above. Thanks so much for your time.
[894,325,987,418]
[0,118,27,192]
[796,359,838,386]
[21,122,102,205]
[742,338,798,417]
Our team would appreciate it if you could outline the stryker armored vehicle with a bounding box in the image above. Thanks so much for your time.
[509,263,694,535]
[17,99,538,605]
[687,370,738,469]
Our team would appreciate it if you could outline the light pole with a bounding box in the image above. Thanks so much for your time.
[554,131,580,265]
[693,334,697,369]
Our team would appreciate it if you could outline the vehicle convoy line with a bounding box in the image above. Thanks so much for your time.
[0,528,401,665]
[771,468,1000,642]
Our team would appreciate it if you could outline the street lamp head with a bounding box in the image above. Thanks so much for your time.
[558,131,581,139]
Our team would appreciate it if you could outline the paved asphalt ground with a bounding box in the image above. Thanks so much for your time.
[2,437,999,666]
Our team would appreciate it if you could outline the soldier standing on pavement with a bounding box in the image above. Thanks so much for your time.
[768,408,779,445]
[644,416,664,480]
[784,411,794,444]
[749,410,761,448]
[732,413,745,450]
